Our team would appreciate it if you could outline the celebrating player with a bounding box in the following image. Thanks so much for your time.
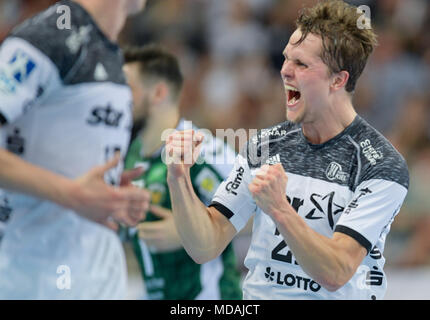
[0,0,149,299]
[165,0,409,299]
[123,45,242,300]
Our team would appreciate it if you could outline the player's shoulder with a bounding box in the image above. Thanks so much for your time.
[8,1,84,76]
[7,1,124,85]
[249,121,301,146]
[243,121,300,168]
[348,116,409,189]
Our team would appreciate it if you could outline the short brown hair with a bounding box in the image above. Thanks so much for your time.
[123,44,184,99]
[295,0,377,92]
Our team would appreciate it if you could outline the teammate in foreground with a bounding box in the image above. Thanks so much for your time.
[0,0,149,299]
[165,0,409,299]
[123,45,242,300]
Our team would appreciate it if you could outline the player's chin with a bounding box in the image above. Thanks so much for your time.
[286,106,304,124]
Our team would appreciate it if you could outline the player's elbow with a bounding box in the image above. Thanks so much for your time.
[320,280,344,292]
[318,274,350,292]
[319,265,356,292]
[191,252,218,265]
[192,255,210,265]
[185,248,219,265]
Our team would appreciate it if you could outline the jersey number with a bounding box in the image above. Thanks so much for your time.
[271,196,303,265]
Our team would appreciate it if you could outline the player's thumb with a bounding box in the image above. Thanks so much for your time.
[149,205,171,219]
[120,166,144,186]
[97,153,121,176]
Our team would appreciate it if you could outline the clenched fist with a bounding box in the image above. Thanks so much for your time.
[165,129,204,178]
[249,164,290,219]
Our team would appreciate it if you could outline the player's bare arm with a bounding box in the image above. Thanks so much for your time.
[166,129,236,263]
[0,147,149,227]
[249,163,367,291]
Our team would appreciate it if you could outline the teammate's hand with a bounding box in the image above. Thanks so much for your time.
[69,154,150,227]
[248,164,290,219]
[165,129,204,179]
[112,165,150,226]
[136,205,182,253]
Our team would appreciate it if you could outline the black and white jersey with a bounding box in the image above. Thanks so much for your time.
[0,1,131,298]
[210,116,409,299]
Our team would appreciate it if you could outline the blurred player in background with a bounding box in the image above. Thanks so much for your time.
[165,0,409,299]
[0,0,149,299]
[123,45,242,300]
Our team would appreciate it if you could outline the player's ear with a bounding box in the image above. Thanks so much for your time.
[152,81,169,105]
[330,70,349,92]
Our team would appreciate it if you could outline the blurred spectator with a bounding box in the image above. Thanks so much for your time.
[357,26,429,134]
[387,94,430,267]
[0,0,57,41]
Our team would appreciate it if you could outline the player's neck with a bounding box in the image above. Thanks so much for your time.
[141,107,180,158]
[302,97,356,145]
[74,0,127,42]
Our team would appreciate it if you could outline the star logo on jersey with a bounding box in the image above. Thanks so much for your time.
[305,191,344,229]
[264,267,274,282]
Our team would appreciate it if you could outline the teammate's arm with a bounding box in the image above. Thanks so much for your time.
[166,130,236,263]
[0,147,149,226]
[0,38,149,227]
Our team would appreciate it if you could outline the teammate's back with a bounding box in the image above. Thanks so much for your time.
[0,0,147,299]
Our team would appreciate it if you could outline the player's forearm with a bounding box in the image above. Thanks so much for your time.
[167,171,222,263]
[0,149,76,209]
[273,205,358,291]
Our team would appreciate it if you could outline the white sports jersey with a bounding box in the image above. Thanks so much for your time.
[0,131,11,241]
[210,116,409,300]
[0,1,132,299]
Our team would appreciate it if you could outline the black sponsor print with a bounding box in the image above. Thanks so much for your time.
[0,197,12,222]
[369,246,382,260]
[7,128,25,155]
[366,266,383,286]
[87,104,124,128]
[344,188,372,214]
[225,166,244,196]
[264,267,321,292]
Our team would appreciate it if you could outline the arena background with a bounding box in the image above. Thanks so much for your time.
[1,0,429,299]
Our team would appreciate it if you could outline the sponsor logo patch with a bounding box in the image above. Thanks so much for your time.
[325,161,348,182]
[0,50,36,94]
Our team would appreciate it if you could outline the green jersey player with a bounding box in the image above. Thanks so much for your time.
[123,45,242,300]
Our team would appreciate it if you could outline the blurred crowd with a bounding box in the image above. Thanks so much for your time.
[1,0,430,268]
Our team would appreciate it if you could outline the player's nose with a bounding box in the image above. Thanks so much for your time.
[281,60,294,81]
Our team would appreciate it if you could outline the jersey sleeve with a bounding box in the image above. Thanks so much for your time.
[209,152,257,233]
[335,179,408,254]
[0,37,59,124]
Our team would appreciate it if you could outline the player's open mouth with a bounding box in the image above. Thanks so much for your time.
[285,84,301,107]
